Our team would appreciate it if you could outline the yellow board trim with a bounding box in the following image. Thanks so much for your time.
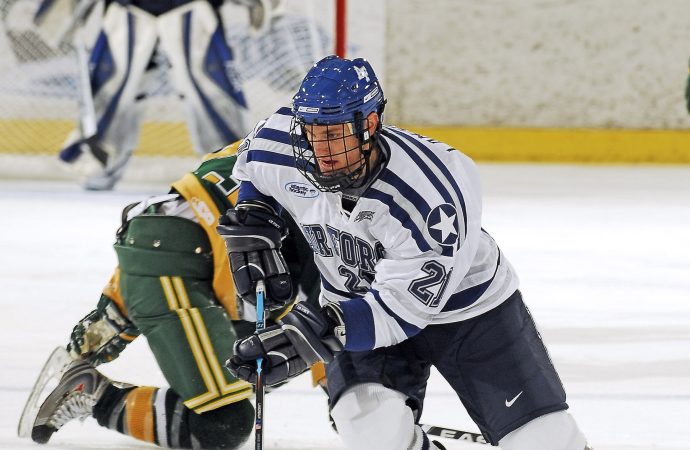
[404,126,690,164]
[3,119,689,163]
[0,120,193,156]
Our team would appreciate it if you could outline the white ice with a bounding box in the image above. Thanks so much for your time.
[1,164,689,450]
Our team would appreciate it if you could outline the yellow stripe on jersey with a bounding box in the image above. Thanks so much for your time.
[172,277,252,395]
[202,140,241,162]
[188,307,252,395]
[160,276,219,408]
[171,173,239,320]
[102,268,129,316]
[159,276,180,310]
[193,387,254,414]
[161,276,252,412]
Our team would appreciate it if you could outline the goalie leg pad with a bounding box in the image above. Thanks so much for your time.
[59,2,158,187]
[157,1,249,154]
[498,410,588,450]
[330,383,417,450]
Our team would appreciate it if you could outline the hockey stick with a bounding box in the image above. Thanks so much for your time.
[420,424,488,445]
[254,280,267,450]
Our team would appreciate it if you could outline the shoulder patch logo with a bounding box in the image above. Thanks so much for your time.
[237,138,250,155]
[426,204,459,246]
[285,181,319,198]
[355,210,375,222]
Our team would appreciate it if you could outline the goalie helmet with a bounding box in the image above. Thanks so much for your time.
[290,55,386,192]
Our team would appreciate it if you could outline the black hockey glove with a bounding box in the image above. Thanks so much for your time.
[226,301,345,386]
[67,295,140,366]
[217,201,293,311]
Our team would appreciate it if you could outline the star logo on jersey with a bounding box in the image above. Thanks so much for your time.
[426,204,458,246]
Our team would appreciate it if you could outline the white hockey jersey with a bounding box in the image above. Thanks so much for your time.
[233,107,519,351]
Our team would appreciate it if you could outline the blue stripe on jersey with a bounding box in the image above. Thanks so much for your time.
[255,127,292,146]
[237,181,282,213]
[371,289,422,338]
[385,128,468,237]
[378,168,432,220]
[246,149,296,168]
[378,139,453,257]
[363,188,432,253]
[339,297,376,351]
[321,276,355,299]
[441,250,501,312]
[275,106,293,116]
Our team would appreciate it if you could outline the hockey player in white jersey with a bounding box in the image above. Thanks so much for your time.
[217,55,592,450]
[56,0,257,190]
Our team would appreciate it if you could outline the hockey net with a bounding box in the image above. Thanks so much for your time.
[0,0,352,183]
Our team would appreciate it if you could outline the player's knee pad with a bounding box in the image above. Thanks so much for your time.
[498,410,588,450]
[188,398,254,449]
[330,383,417,450]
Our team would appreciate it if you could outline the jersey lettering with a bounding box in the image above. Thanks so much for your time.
[302,224,333,257]
[302,224,383,292]
[201,171,239,199]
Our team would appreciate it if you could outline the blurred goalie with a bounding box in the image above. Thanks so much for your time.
[33,0,283,190]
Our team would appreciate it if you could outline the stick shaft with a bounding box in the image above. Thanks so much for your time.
[254,281,266,450]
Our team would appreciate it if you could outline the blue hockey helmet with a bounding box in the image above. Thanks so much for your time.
[290,55,386,192]
[292,55,385,126]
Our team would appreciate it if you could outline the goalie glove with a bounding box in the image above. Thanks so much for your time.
[67,295,140,366]
[226,301,345,386]
[228,0,285,33]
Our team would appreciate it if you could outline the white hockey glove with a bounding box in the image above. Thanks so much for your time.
[226,301,344,386]
[67,296,140,365]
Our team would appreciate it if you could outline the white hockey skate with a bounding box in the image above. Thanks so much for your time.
[17,346,72,439]
[18,355,110,444]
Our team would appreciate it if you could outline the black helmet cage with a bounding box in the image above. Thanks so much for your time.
[290,112,382,193]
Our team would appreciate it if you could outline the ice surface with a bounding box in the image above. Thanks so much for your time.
[1,164,689,449]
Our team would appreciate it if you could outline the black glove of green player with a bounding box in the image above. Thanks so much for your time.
[217,201,293,311]
[226,301,345,386]
[67,295,140,366]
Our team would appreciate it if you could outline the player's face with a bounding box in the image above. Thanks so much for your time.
[303,113,378,179]
[304,123,364,176]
